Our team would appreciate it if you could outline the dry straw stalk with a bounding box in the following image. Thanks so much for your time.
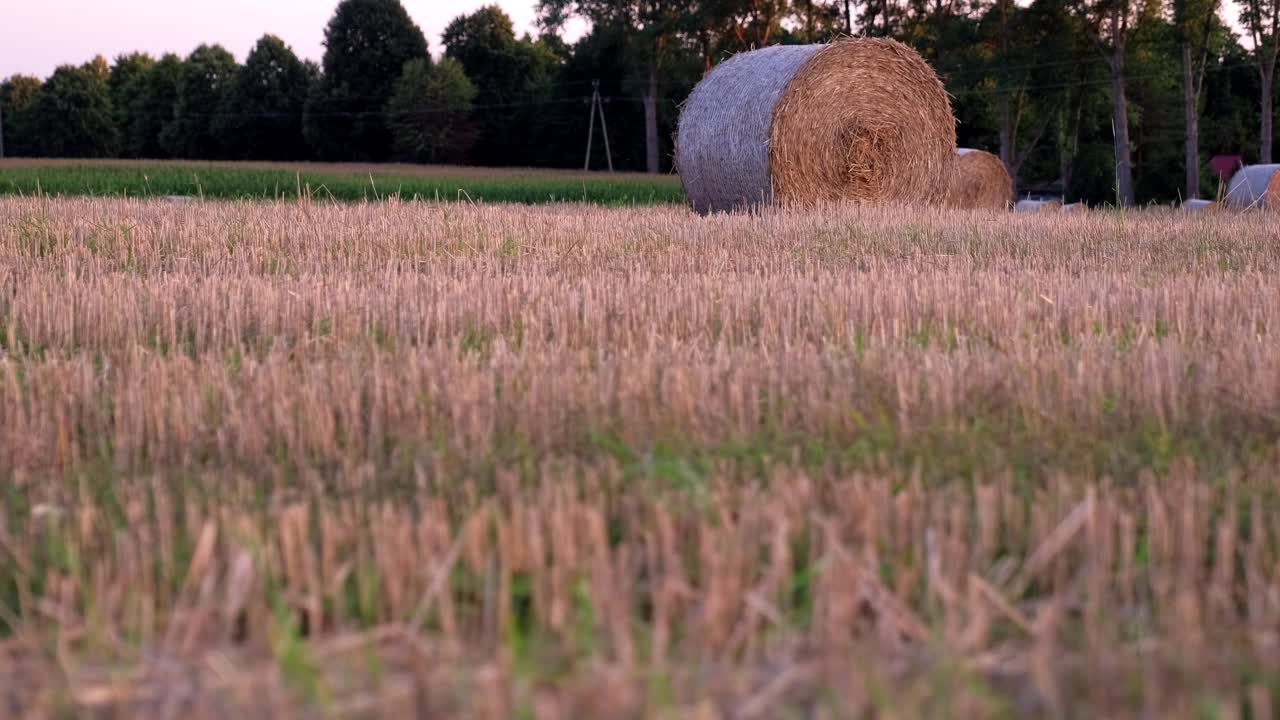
[4,198,1280,718]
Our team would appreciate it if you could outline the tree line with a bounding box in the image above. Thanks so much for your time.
[1,0,1277,205]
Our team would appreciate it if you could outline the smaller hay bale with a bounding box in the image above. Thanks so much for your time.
[1224,164,1280,209]
[945,149,1012,210]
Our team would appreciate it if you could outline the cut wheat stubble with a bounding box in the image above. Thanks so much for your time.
[3,197,1280,718]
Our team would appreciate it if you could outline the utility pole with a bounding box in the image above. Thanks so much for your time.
[846,0,853,34]
[583,80,614,172]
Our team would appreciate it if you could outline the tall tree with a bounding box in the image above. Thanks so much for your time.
[994,0,1019,175]
[1074,0,1149,206]
[83,55,111,83]
[859,0,905,35]
[788,0,846,41]
[700,0,791,51]
[1238,0,1280,161]
[161,44,238,159]
[109,53,156,158]
[386,57,478,163]
[982,0,1093,197]
[0,75,42,157]
[304,0,429,161]
[26,62,119,157]
[1199,37,1258,164]
[540,0,691,173]
[443,5,560,166]
[217,35,314,160]
[1172,0,1218,197]
[125,54,183,158]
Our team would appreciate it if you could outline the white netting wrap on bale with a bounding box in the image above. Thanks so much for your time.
[675,38,956,214]
[1224,164,1280,209]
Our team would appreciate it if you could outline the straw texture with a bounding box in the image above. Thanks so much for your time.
[945,149,1012,210]
[676,38,955,214]
[1224,164,1280,209]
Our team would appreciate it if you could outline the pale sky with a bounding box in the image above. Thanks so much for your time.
[0,1,575,79]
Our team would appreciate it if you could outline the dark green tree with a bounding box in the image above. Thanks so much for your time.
[386,57,477,163]
[858,0,907,36]
[109,52,156,158]
[1171,0,1221,197]
[1237,0,1280,161]
[26,62,119,157]
[783,0,847,43]
[161,44,239,159]
[124,53,183,158]
[304,0,429,161]
[1071,0,1154,206]
[444,5,520,70]
[539,0,692,173]
[83,55,111,83]
[0,75,42,157]
[968,0,1097,197]
[216,35,315,160]
[1128,14,1185,202]
[698,0,792,53]
[1201,37,1261,175]
[529,20,700,172]
[443,5,561,165]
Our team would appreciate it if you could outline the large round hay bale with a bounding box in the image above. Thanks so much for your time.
[945,149,1012,210]
[1224,164,1280,209]
[675,38,955,214]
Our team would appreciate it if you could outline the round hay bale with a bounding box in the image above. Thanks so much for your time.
[675,38,955,214]
[1224,164,1280,209]
[945,149,1012,210]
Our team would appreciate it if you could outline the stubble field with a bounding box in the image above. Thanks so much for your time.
[1,196,1279,718]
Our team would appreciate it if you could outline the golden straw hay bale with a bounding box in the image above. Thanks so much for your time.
[675,38,955,214]
[945,149,1012,210]
[1224,164,1280,209]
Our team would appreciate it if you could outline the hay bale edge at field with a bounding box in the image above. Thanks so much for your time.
[676,38,955,214]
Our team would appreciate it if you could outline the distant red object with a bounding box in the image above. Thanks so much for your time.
[1210,155,1243,180]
